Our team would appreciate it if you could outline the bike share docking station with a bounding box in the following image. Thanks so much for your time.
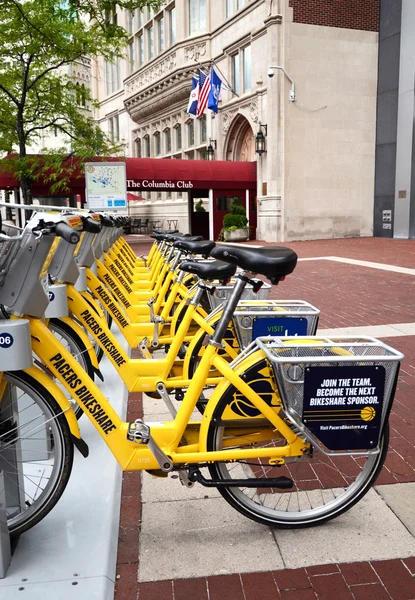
[0,319,35,577]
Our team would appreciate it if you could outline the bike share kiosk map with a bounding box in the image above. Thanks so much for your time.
[85,162,127,211]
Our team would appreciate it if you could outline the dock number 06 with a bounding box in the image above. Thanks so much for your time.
[0,334,13,348]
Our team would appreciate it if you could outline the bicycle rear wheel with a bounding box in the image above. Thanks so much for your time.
[207,359,389,528]
[1,370,73,536]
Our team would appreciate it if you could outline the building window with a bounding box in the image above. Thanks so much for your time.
[226,0,246,17]
[199,115,206,143]
[157,16,164,54]
[137,35,144,67]
[168,7,176,45]
[135,138,141,158]
[144,135,150,157]
[189,0,206,34]
[147,6,153,21]
[187,120,194,146]
[105,59,121,95]
[176,125,182,150]
[242,45,251,93]
[127,9,135,34]
[137,9,142,28]
[232,53,240,95]
[147,25,154,60]
[128,41,135,73]
[108,115,120,141]
[154,131,161,155]
[164,128,171,153]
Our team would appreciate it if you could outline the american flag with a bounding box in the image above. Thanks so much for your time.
[196,69,211,117]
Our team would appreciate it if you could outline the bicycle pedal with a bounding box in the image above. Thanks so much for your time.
[145,469,168,478]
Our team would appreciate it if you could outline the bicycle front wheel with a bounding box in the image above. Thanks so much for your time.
[1,370,74,536]
[207,359,389,528]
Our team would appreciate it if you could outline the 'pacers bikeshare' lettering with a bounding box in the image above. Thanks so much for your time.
[49,353,116,434]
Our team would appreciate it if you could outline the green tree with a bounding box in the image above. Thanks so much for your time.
[0,0,160,203]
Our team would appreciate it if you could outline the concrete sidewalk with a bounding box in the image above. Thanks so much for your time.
[116,236,415,600]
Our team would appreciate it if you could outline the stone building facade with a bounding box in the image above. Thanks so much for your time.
[92,0,380,241]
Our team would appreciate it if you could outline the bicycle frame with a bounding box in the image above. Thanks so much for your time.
[65,282,237,390]
[28,317,307,471]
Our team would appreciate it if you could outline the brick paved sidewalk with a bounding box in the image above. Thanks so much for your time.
[116,237,415,600]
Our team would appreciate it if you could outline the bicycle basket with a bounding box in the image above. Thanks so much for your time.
[232,300,320,348]
[0,238,22,286]
[256,336,403,454]
[208,279,271,310]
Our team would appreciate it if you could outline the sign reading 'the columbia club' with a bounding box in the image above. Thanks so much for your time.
[127,179,194,189]
[302,365,385,451]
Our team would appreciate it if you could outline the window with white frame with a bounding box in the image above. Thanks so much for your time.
[144,134,150,157]
[105,59,121,96]
[128,41,135,73]
[168,6,176,45]
[231,53,240,95]
[137,35,144,67]
[108,115,120,141]
[157,16,164,54]
[164,128,171,153]
[189,0,206,34]
[187,120,194,146]
[154,131,161,155]
[135,138,141,158]
[242,45,251,93]
[199,115,206,143]
[231,45,251,96]
[127,9,135,34]
[137,9,143,28]
[147,25,154,60]
[175,125,182,150]
[226,0,246,17]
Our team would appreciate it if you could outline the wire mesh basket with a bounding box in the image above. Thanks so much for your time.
[0,236,23,286]
[208,279,272,310]
[232,300,320,348]
[256,336,404,454]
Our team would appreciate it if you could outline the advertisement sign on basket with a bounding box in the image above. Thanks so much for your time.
[252,317,308,339]
[302,365,385,450]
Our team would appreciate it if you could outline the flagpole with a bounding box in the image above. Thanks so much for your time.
[211,59,240,98]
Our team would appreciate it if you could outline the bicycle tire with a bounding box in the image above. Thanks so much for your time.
[2,370,74,537]
[48,318,95,419]
[207,358,389,528]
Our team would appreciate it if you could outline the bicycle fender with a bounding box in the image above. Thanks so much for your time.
[198,350,268,452]
[59,315,100,371]
[23,365,88,456]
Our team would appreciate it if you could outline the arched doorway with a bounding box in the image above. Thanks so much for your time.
[214,115,257,238]
[225,114,256,162]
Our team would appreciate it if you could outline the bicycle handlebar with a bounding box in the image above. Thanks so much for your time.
[55,222,81,244]
[81,216,102,234]
[99,215,114,228]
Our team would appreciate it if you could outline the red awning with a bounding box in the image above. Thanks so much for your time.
[0,156,257,195]
[127,192,145,201]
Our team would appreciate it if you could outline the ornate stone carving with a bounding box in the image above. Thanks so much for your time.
[125,51,177,96]
[222,110,238,133]
[184,42,207,61]
[127,86,190,122]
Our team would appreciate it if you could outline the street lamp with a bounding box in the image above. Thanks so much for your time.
[206,139,217,161]
[255,123,267,155]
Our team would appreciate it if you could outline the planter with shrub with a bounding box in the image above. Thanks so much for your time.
[222,198,249,242]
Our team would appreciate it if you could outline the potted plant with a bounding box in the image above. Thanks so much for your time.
[223,198,249,242]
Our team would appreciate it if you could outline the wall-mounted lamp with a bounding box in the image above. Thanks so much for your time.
[206,139,217,161]
[255,123,267,155]
[267,65,296,102]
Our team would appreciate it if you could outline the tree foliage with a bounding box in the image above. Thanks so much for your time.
[0,0,160,201]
